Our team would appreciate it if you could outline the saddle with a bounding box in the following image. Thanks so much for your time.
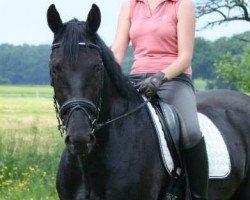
[150,98,186,199]
[147,97,231,199]
[151,98,183,177]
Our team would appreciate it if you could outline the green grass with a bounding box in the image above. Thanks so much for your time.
[0,127,63,200]
[0,85,53,97]
[0,97,56,130]
[0,86,64,199]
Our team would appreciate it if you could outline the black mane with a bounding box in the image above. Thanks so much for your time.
[94,35,140,101]
[56,18,140,102]
[55,19,88,65]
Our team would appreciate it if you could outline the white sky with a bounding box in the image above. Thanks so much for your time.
[0,0,250,46]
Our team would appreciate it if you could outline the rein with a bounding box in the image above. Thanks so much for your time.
[94,97,151,130]
[50,42,150,136]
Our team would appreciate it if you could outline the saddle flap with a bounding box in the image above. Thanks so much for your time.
[158,101,181,148]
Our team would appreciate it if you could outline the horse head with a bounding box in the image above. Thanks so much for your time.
[47,4,103,156]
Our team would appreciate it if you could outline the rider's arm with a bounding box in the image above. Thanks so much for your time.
[111,1,131,65]
[161,0,196,80]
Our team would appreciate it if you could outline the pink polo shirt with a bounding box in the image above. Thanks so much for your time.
[129,0,192,75]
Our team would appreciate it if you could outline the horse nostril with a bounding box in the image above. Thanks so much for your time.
[87,133,96,154]
[65,135,71,145]
[89,133,96,145]
[65,135,76,154]
[65,134,95,155]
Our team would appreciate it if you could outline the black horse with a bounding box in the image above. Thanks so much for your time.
[47,4,250,200]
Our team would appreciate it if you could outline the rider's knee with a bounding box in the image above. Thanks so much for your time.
[181,125,203,149]
[174,106,203,149]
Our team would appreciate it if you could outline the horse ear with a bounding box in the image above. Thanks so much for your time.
[86,4,101,33]
[47,4,63,33]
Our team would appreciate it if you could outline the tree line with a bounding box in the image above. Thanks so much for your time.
[0,31,250,91]
[0,44,50,85]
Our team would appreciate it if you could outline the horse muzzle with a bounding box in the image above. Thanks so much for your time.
[58,98,99,155]
[65,132,96,156]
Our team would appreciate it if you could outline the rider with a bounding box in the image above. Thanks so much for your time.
[111,0,208,199]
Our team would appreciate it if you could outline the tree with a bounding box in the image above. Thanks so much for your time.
[0,44,50,85]
[196,0,250,91]
[192,38,214,79]
[214,44,250,92]
[192,32,250,81]
[196,0,250,29]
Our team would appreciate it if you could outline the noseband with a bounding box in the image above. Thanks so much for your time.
[50,42,150,136]
[60,98,98,130]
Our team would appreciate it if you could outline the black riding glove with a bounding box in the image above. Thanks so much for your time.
[136,72,166,98]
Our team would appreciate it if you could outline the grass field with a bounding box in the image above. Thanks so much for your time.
[0,85,63,200]
[0,85,53,98]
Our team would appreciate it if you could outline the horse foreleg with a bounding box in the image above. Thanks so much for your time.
[56,149,89,200]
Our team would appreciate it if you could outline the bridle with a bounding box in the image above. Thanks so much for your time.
[51,42,103,136]
[50,42,150,136]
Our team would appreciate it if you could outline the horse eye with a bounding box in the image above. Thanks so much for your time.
[51,64,61,76]
[50,66,56,75]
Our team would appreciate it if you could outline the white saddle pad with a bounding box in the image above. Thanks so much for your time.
[198,113,231,178]
[147,102,231,179]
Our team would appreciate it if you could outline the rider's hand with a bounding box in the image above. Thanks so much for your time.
[135,72,166,98]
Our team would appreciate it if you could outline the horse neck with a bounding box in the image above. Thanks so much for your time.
[98,75,135,123]
[86,73,168,197]
[96,71,159,150]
